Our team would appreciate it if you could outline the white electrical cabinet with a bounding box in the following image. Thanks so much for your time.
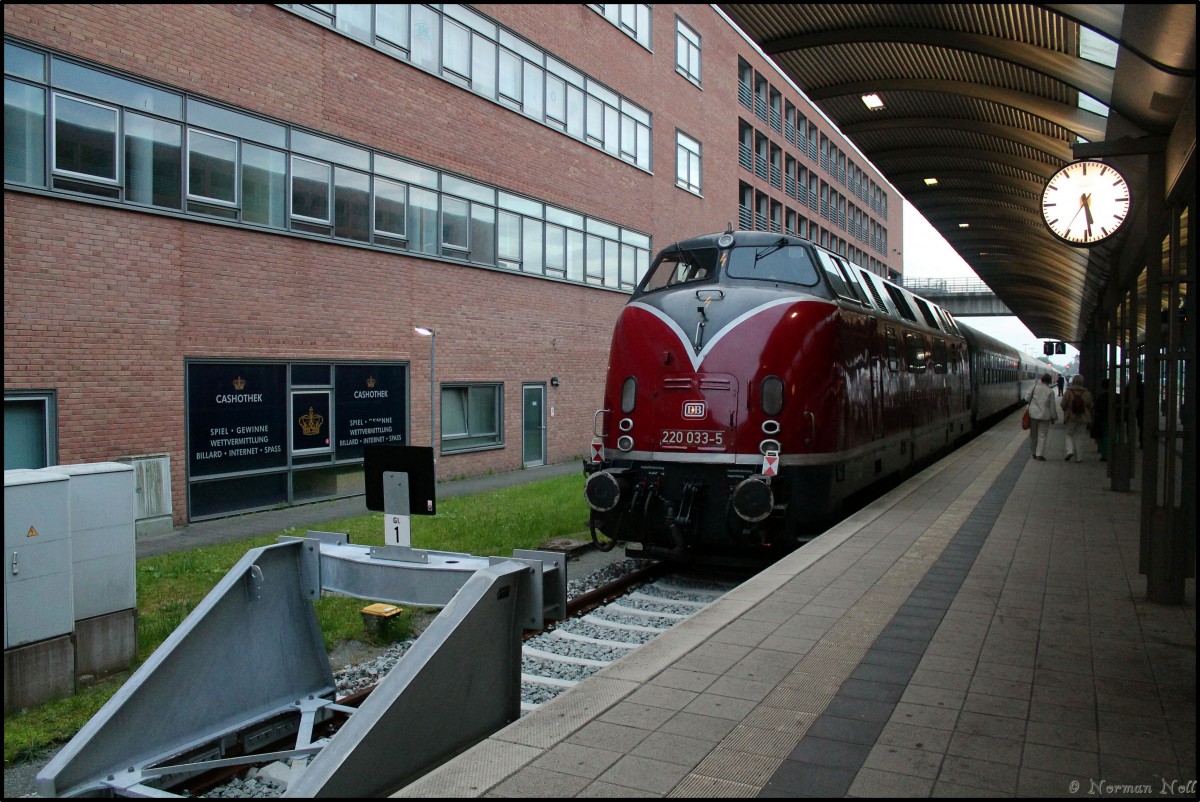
[43,462,136,620]
[4,469,74,649]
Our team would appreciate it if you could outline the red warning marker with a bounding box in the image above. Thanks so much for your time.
[762,451,779,477]
[591,439,604,462]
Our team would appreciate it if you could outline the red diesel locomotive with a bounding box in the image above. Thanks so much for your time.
[583,229,1047,562]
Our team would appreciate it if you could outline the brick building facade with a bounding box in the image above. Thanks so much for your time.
[4,4,901,525]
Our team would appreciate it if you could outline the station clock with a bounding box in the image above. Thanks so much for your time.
[1040,159,1131,246]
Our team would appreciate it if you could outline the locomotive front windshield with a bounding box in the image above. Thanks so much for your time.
[639,240,822,293]
[727,241,821,286]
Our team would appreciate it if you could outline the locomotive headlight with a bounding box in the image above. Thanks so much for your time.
[621,377,637,413]
[617,435,634,452]
[761,376,784,415]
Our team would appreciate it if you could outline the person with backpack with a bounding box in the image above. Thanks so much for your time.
[1060,374,1094,462]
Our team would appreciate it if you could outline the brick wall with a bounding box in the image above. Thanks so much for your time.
[3,192,623,522]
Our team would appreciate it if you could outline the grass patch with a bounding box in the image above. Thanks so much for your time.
[4,471,586,766]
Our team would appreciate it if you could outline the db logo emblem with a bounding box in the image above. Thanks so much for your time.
[682,402,706,419]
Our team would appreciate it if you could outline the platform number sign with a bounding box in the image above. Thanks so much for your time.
[385,513,410,547]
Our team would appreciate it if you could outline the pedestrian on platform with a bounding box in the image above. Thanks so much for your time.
[1093,379,1110,462]
[1128,372,1145,448]
[1060,375,1093,462]
[1057,373,1065,397]
[1027,373,1058,461]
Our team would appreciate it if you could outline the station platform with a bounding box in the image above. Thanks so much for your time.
[395,410,1196,798]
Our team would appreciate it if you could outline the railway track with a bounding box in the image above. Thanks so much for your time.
[520,566,739,712]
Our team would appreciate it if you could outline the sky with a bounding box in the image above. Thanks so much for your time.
[901,200,1077,368]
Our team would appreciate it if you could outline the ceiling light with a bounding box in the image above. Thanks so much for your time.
[924,178,938,186]
[958,223,970,228]
[861,93,883,110]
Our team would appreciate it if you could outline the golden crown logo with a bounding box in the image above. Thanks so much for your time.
[366,376,376,388]
[299,406,324,436]
[232,376,247,390]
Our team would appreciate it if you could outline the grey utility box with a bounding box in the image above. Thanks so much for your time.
[43,462,137,620]
[117,454,173,537]
[4,469,74,649]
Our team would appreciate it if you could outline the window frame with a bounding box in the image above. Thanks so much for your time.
[290,154,333,225]
[675,130,702,195]
[187,127,240,208]
[51,91,120,185]
[675,17,701,86]
[440,382,504,453]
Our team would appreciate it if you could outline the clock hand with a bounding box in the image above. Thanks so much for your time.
[1062,196,1086,235]
[1082,193,1094,234]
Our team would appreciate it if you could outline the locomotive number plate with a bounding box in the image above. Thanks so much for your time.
[660,429,727,449]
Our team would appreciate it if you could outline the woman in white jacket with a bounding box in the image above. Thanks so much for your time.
[1027,373,1058,460]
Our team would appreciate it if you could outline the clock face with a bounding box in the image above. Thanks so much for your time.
[1041,160,1131,246]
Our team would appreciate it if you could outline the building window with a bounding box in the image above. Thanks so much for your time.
[675,131,701,195]
[5,78,46,186]
[441,16,471,80]
[441,194,470,253]
[590,4,652,50]
[53,93,119,184]
[124,112,181,209]
[188,129,238,208]
[441,383,503,452]
[375,4,409,49]
[498,210,522,270]
[4,391,57,470]
[290,155,331,226]
[675,18,701,86]
[242,143,287,228]
[407,185,439,255]
[334,165,371,241]
[410,4,440,72]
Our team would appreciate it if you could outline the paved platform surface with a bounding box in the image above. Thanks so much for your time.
[395,412,1196,798]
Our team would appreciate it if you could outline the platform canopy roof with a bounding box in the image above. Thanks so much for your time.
[719,4,1195,342]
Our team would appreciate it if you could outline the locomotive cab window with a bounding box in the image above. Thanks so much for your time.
[886,328,900,371]
[932,338,948,374]
[638,246,717,293]
[831,255,870,306]
[905,331,927,372]
[814,251,861,304]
